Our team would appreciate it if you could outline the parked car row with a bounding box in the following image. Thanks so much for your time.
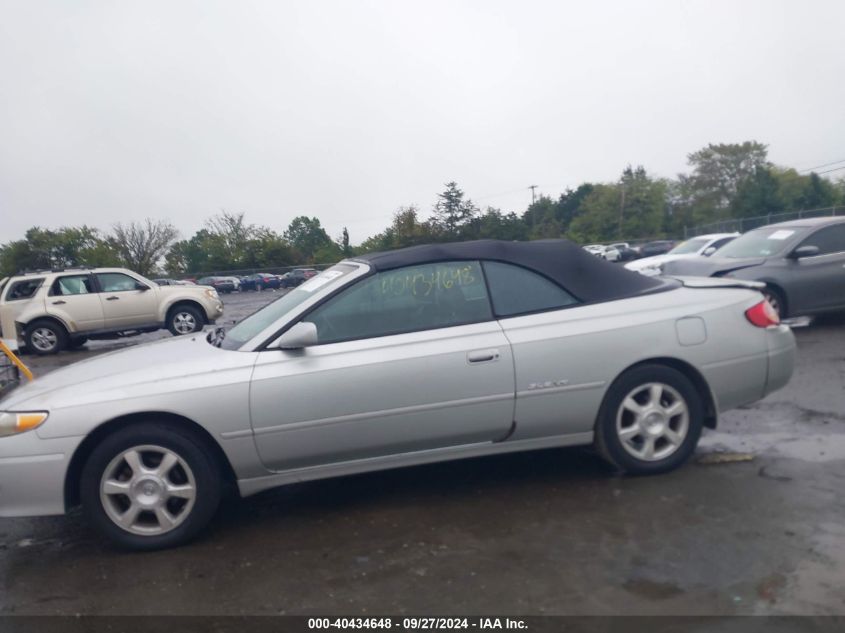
[193,269,320,293]
[583,240,681,262]
[611,216,845,320]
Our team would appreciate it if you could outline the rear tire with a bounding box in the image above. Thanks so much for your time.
[594,364,704,475]
[80,423,222,550]
[25,319,68,355]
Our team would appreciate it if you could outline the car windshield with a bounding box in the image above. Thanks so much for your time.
[218,263,359,349]
[668,238,709,255]
[715,227,806,259]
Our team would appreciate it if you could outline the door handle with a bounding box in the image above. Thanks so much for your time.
[105,296,120,301]
[51,300,66,305]
[467,349,500,364]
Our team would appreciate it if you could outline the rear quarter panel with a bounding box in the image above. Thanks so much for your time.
[498,286,768,441]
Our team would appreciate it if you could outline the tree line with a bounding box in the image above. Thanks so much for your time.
[2,140,843,278]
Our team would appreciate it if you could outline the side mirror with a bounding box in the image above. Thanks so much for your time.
[790,245,820,259]
[273,321,318,350]
[136,282,150,291]
[702,247,717,256]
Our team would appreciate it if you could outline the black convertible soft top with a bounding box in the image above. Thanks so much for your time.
[351,239,674,304]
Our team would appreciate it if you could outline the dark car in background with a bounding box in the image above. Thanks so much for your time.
[243,273,282,291]
[196,276,237,294]
[280,268,319,288]
[638,240,676,258]
[609,242,641,262]
[663,217,845,318]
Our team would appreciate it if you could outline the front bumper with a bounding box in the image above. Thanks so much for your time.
[0,431,80,517]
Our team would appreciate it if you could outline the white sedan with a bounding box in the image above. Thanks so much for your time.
[626,233,738,276]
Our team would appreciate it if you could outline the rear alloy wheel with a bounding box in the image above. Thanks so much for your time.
[762,287,786,319]
[595,365,703,474]
[168,305,204,336]
[80,424,221,550]
[25,320,68,355]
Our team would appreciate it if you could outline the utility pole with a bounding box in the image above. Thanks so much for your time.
[529,185,538,229]
[529,185,538,204]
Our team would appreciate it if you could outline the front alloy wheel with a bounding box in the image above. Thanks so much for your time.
[81,423,221,550]
[100,445,197,536]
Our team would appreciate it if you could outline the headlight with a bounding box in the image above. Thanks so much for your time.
[204,289,218,299]
[0,411,49,437]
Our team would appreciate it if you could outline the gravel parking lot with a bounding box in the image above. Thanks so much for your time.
[1,291,843,615]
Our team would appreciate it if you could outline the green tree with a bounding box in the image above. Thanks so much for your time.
[730,166,783,218]
[358,206,437,252]
[0,226,120,277]
[684,141,769,220]
[341,227,351,256]
[431,181,478,239]
[284,216,333,262]
[473,207,529,241]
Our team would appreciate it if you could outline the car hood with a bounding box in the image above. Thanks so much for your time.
[661,256,767,277]
[0,334,241,410]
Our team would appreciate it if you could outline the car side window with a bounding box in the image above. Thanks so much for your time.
[51,275,95,296]
[97,273,143,292]
[5,278,44,301]
[482,261,578,317]
[304,261,492,344]
[799,224,845,256]
[710,237,734,251]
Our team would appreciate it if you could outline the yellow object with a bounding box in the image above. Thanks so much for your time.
[16,412,48,431]
[0,340,33,382]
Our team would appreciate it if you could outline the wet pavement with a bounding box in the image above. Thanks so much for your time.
[0,293,843,615]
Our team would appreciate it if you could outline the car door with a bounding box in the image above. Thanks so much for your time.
[95,272,159,328]
[787,223,845,312]
[480,261,597,440]
[46,274,105,331]
[249,260,515,472]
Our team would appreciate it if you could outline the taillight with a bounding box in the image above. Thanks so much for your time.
[745,299,780,328]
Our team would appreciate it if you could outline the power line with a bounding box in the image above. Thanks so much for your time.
[799,158,845,173]
[815,165,845,176]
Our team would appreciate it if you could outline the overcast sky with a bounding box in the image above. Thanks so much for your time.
[2,0,844,244]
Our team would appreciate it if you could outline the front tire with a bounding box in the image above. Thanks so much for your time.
[25,319,68,355]
[594,364,704,475]
[167,305,205,336]
[80,423,221,550]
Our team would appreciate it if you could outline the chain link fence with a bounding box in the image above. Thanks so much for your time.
[683,206,844,238]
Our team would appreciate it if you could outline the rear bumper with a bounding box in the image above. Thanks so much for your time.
[764,324,796,396]
[0,432,80,517]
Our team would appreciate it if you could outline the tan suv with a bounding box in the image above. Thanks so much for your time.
[0,267,224,355]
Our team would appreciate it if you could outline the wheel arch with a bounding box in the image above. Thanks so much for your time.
[758,281,788,317]
[609,357,718,429]
[64,411,237,510]
[20,314,72,336]
[164,299,208,324]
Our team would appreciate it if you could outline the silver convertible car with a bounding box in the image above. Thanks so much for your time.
[0,240,796,549]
